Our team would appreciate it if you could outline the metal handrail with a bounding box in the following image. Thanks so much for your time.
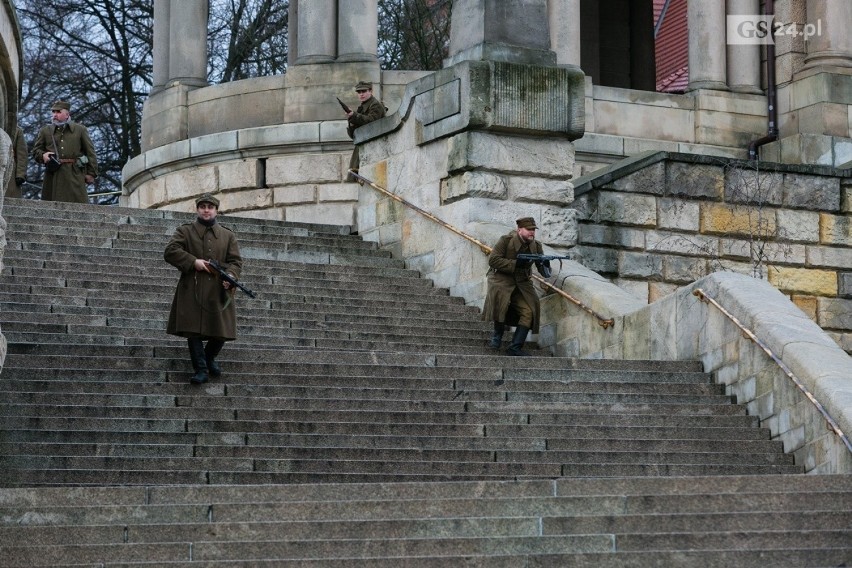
[693,287,852,454]
[350,170,614,328]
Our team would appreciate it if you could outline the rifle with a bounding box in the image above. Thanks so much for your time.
[336,97,352,114]
[515,253,573,279]
[516,254,572,263]
[207,259,257,298]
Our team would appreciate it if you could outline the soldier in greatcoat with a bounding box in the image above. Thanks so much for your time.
[165,193,243,384]
[482,217,549,356]
[344,80,386,177]
[31,100,98,203]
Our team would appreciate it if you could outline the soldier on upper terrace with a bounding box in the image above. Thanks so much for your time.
[344,80,386,180]
[31,100,98,203]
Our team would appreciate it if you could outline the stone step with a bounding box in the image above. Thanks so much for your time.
[15,549,849,568]
[3,199,354,236]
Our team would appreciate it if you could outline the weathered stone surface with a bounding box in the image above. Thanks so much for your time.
[596,192,656,226]
[441,172,507,203]
[658,198,699,232]
[218,188,272,212]
[267,154,344,186]
[819,213,852,245]
[663,256,708,284]
[619,251,663,279]
[807,245,852,269]
[579,225,645,249]
[273,185,317,206]
[725,169,783,206]
[218,160,258,191]
[768,267,838,296]
[817,297,852,329]
[447,132,575,177]
[700,203,776,237]
[666,162,724,199]
[782,173,840,211]
[605,162,665,195]
[508,176,573,205]
[164,168,217,203]
[839,272,852,298]
[776,209,820,243]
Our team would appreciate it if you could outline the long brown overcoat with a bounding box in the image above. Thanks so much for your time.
[31,122,98,203]
[164,220,243,340]
[481,231,544,333]
[347,95,386,171]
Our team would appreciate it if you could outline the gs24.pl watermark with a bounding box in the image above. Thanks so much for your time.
[727,16,822,45]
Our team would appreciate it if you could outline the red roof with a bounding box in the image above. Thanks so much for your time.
[654,0,688,93]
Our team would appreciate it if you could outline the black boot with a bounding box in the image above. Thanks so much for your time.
[205,339,225,377]
[489,322,505,349]
[506,325,532,356]
[187,338,209,384]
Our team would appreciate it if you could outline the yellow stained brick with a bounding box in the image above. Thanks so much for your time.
[768,266,838,296]
[819,213,852,245]
[700,203,776,237]
[790,295,818,320]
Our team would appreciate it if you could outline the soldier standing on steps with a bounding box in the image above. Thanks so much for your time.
[31,100,98,203]
[344,80,386,180]
[482,217,549,356]
[165,193,243,384]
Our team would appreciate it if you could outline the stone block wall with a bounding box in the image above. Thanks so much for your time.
[538,269,852,474]
[570,152,852,353]
[122,124,360,226]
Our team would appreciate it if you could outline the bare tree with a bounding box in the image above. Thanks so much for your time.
[17,0,153,202]
[378,0,453,70]
[208,0,289,83]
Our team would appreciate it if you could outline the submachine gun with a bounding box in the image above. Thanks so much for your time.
[207,259,257,299]
[515,253,572,279]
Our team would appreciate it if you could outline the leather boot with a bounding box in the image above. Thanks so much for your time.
[187,338,209,384]
[489,322,505,349]
[205,339,225,377]
[506,325,531,356]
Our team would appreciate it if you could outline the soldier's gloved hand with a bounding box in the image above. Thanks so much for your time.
[536,261,552,278]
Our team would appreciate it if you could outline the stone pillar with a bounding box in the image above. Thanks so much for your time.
[801,0,852,71]
[288,0,299,67]
[549,0,581,67]
[152,0,170,91]
[295,0,336,64]
[687,0,728,90]
[167,0,208,87]
[726,0,762,93]
[445,0,557,67]
[338,0,378,62]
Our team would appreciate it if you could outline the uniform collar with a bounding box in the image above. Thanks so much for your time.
[192,219,221,238]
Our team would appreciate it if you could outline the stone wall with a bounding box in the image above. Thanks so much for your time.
[570,152,852,353]
[0,128,9,371]
[537,268,852,474]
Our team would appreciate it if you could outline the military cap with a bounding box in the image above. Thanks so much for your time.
[354,81,373,92]
[195,193,220,208]
[516,217,538,229]
[51,100,71,111]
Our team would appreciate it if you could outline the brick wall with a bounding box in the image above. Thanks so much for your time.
[570,152,852,353]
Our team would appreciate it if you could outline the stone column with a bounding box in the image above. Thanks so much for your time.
[801,0,852,71]
[687,0,728,90]
[288,0,299,67]
[548,0,581,67]
[295,0,336,64]
[445,0,557,67]
[726,0,762,93]
[152,0,170,91]
[338,0,378,62]
[167,0,208,87]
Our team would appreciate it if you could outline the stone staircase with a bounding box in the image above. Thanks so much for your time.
[0,198,849,566]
